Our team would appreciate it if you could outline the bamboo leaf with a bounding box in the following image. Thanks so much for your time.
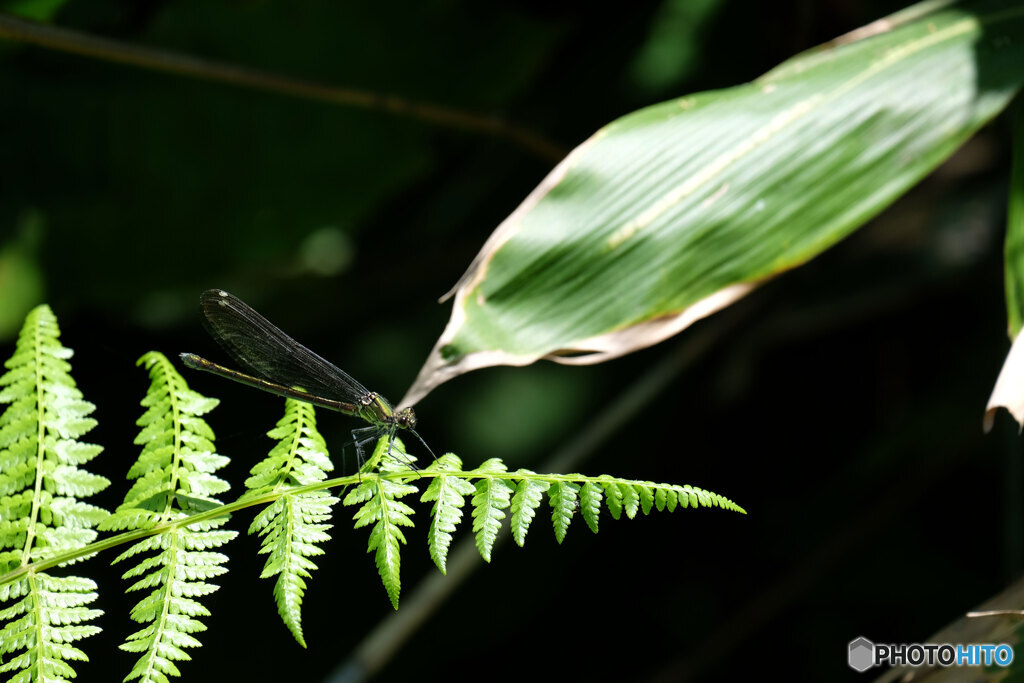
[403,0,1024,405]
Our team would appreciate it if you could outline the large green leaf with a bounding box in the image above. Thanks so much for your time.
[403,0,1024,406]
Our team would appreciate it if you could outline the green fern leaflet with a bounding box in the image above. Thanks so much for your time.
[548,479,580,544]
[470,459,514,563]
[420,454,476,574]
[510,474,549,547]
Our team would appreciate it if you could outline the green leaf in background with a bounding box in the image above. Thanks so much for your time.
[628,0,723,95]
[0,211,44,341]
[1,0,67,22]
[402,0,1024,406]
[984,101,1024,430]
[1005,103,1024,338]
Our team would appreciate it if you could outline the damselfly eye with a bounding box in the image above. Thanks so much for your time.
[396,408,416,429]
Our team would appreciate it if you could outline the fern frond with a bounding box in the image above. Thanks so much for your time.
[470,459,514,562]
[509,473,549,548]
[100,351,236,683]
[344,438,417,609]
[420,454,474,573]
[244,399,338,647]
[0,304,108,682]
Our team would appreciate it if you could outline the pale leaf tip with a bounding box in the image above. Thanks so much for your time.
[985,332,1024,434]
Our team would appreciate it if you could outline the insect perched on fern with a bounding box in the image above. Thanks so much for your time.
[0,303,745,683]
[180,289,434,468]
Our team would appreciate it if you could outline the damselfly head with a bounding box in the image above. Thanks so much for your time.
[395,407,417,429]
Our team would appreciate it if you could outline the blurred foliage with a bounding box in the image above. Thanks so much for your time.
[0,210,44,337]
[1006,104,1024,337]
[628,0,722,95]
[1,0,67,22]
[451,364,593,462]
[0,0,561,319]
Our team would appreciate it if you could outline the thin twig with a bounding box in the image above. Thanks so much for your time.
[0,13,569,163]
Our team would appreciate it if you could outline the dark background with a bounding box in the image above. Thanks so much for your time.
[0,0,1019,681]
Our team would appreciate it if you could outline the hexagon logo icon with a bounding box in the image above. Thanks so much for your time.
[848,637,875,672]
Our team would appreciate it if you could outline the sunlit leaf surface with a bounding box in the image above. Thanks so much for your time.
[404,0,1024,406]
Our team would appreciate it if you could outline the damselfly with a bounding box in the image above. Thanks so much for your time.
[180,289,430,468]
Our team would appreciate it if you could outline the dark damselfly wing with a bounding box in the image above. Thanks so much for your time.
[197,289,373,404]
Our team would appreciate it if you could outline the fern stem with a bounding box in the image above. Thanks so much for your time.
[0,469,742,586]
[20,311,46,567]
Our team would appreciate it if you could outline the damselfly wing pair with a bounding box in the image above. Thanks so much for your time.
[180,289,432,468]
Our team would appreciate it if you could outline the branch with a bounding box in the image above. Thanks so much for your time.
[0,12,569,163]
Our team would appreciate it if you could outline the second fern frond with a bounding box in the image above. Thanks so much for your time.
[100,351,236,683]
